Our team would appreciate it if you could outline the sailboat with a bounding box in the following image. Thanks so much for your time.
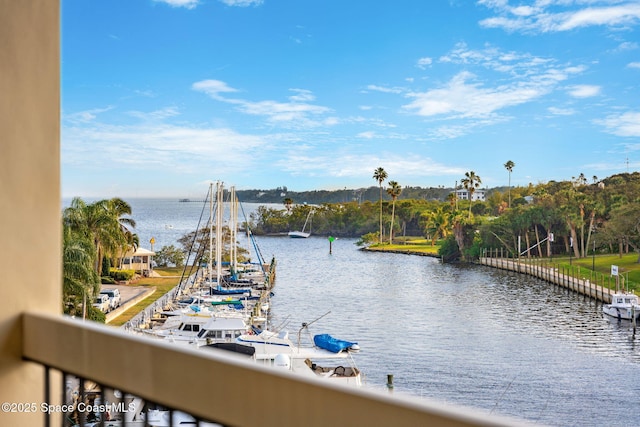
[288,209,313,238]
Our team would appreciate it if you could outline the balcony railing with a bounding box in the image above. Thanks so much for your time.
[22,311,530,427]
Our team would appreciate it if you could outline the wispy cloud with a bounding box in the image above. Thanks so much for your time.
[596,111,640,137]
[404,48,584,119]
[191,80,239,99]
[628,61,640,68]
[275,152,466,180]
[548,106,576,116]
[416,57,433,69]
[567,84,601,98]
[193,79,333,128]
[152,0,200,9]
[364,84,405,94]
[62,119,268,173]
[478,1,640,33]
[219,0,264,6]
[64,107,114,124]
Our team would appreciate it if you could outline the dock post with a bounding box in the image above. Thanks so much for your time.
[386,374,394,392]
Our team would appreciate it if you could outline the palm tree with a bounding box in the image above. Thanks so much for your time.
[386,181,401,244]
[63,197,137,276]
[62,224,99,317]
[424,207,450,246]
[504,160,515,208]
[461,171,482,219]
[373,167,388,243]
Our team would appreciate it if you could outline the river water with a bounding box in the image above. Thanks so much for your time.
[106,198,640,426]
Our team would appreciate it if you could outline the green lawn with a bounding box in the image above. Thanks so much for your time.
[108,268,183,326]
[366,238,441,255]
[537,253,640,292]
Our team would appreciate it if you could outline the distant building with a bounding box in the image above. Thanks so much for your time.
[453,189,486,202]
[121,247,155,275]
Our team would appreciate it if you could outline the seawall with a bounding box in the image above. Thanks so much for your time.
[479,256,614,303]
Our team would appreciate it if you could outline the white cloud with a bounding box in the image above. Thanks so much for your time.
[127,107,180,121]
[478,2,640,33]
[404,71,545,118]
[288,89,316,102]
[357,131,377,139]
[416,57,433,69]
[275,152,465,180]
[365,84,404,94]
[596,111,640,137]
[193,79,333,128]
[219,0,264,6]
[62,121,268,173]
[192,80,239,99]
[567,84,601,98]
[628,61,640,68]
[65,107,114,124]
[548,106,576,116]
[614,41,639,52]
[152,0,200,9]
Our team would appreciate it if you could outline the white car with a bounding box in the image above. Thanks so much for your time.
[100,289,121,310]
[92,294,110,313]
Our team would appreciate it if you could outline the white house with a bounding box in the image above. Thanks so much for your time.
[121,247,155,275]
[454,189,486,202]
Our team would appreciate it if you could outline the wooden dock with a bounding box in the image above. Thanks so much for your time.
[479,256,615,303]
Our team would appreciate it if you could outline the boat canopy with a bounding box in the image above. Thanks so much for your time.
[313,334,357,354]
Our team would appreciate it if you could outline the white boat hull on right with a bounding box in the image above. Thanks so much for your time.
[602,292,640,320]
[602,304,640,320]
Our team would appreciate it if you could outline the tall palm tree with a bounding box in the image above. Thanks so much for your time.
[386,180,402,244]
[62,224,99,317]
[461,171,482,219]
[63,197,137,276]
[373,167,388,243]
[504,160,515,208]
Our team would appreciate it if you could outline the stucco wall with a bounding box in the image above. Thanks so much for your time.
[0,1,60,425]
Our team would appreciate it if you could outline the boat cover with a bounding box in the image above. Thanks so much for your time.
[313,334,357,353]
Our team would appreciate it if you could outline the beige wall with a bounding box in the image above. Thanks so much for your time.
[0,1,60,425]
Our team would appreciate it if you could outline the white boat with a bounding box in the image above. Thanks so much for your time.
[235,329,362,387]
[603,292,640,320]
[288,209,313,238]
[146,313,251,346]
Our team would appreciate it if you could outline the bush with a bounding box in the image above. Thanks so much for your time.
[109,268,135,281]
[86,305,106,323]
[101,276,116,284]
[438,235,460,262]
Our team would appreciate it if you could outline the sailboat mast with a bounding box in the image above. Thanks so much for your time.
[208,182,214,288]
[230,186,237,272]
[216,182,224,286]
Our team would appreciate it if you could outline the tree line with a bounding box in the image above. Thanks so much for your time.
[250,169,640,264]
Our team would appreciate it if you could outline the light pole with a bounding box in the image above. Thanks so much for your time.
[592,238,596,271]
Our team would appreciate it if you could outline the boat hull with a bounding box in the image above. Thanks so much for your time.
[603,304,640,320]
[288,231,310,238]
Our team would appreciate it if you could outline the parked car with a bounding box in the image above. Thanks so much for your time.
[93,294,110,313]
[100,288,121,310]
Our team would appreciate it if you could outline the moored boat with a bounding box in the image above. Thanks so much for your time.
[602,292,640,320]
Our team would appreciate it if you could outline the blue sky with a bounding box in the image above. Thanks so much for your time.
[62,0,640,198]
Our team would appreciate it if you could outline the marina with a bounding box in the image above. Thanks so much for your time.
[73,198,640,426]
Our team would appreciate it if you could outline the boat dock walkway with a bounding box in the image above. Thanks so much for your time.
[479,256,615,303]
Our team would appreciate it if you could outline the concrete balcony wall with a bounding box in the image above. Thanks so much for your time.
[0,1,61,426]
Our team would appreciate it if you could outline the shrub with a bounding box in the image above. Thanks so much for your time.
[109,268,135,282]
[101,276,116,284]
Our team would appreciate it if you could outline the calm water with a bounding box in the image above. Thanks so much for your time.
[91,198,640,426]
